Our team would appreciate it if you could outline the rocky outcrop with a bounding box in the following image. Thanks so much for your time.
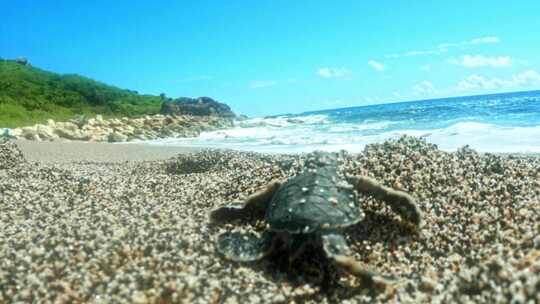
[160,97,236,118]
[15,57,29,66]
[10,114,234,142]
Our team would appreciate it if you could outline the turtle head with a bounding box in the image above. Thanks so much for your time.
[304,150,346,169]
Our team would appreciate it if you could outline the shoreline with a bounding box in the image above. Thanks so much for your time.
[15,139,540,164]
[15,140,200,163]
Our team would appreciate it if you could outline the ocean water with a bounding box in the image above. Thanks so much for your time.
[145,90,540,154]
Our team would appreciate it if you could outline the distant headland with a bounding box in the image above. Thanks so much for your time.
[0,58,237,142]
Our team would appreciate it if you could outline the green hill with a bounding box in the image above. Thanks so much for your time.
[0,59,162,128]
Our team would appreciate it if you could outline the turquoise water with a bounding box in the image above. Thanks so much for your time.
[147,90,540,154]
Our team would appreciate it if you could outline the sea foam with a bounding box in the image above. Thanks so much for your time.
[146,91,540,154]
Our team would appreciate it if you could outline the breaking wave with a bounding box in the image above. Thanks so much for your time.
[144,90,540,154]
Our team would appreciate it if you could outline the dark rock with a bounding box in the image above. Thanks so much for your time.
[160,97,235,117]
[15,57,29,65]
[70,115,89,128]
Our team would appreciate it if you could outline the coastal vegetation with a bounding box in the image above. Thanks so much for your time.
[0,59,162,128]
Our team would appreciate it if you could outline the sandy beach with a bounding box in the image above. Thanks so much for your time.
[1,137,539,303]
[16,140,199,164]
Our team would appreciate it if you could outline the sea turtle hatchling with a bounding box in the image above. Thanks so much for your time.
[210,151,423,286]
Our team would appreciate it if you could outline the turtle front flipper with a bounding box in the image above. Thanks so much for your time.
[347,175,423,228]
[209,179,282,223]
[216,231,275,262]
[321,231,394,288]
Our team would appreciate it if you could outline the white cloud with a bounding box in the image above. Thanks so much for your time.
[405,50,440,57]
[443,36,501,49]
[316,67,351,79]
[249,80,277,89]
[437,42,460,51]
[387,50,440,58]
[450,55,511,68]
[457,70,540,91]
[368,60,385,71]
[413,80,437,95]
[457,74,504,91]
[513,70,540,85]
[386,36,501,58]
[470,36,500,44]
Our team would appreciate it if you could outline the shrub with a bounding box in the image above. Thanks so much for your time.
[0,60,163,128]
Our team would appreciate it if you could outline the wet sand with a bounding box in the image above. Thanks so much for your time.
[16,140,199,163]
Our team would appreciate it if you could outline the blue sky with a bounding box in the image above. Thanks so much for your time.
[2,1,540,116]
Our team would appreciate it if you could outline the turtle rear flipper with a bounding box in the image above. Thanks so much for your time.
[210,202,250,223]
[321,232,395,288]
[216,231,275,262]
[209,180,282,223]
[347,175,423,228]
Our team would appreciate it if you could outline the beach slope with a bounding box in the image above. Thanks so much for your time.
[1,137,539,303]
